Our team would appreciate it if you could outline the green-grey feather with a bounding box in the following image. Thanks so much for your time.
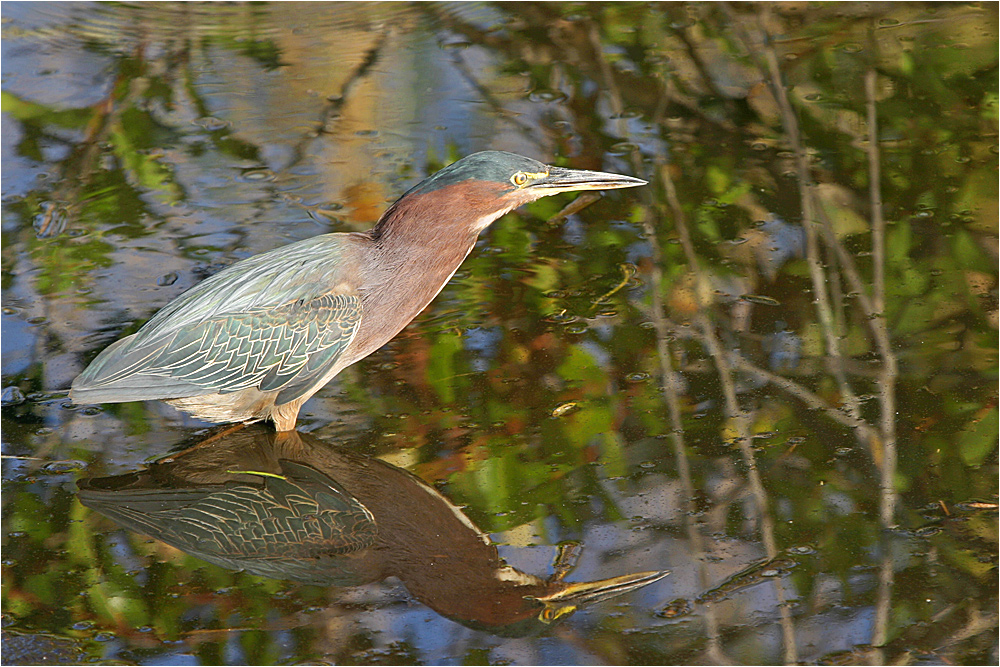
[78,460,377,585]
[72,235,362,403]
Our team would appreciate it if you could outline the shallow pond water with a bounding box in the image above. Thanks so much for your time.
[2,2,997,665]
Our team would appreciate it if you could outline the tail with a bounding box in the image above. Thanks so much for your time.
[70,335,207,404]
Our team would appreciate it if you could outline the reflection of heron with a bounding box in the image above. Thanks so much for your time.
[78,425,667,635]
[70,152,645,430]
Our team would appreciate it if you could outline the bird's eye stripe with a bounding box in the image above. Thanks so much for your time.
[511,170,548,186]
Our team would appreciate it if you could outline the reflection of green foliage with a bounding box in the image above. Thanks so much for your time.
[230,38,285,71]
[1,92,92,163]
[425,332,464,404]
[109,109,182,203]
[2,2,997,664]
[956,407,998,467]
[30,238,116,296]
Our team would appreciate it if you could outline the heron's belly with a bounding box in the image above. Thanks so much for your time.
[166,389,276,424]
[164,356,348,429]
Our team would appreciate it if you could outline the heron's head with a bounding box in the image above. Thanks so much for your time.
[442,567,669,637]
[373,151,646,240]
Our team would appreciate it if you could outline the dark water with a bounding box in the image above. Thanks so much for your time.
[2,2,997,665]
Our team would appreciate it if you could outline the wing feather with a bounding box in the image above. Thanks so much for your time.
[71,234,366,405]
[72,293,361,403]
[82,460,377,558]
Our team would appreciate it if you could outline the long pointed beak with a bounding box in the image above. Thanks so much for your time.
[527,166,647,194]
[534,569,669,607]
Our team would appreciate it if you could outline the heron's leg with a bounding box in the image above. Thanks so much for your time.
[549,541,583,582]
[270,399,305,432]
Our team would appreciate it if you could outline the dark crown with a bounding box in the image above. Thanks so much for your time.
[407,151,548,196]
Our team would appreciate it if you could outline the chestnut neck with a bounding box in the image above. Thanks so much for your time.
[345,181,513,365]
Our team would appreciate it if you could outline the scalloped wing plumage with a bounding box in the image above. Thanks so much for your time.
[78,460,378,584]
[71,293,360,404]
[71,234,364,405]
[134,235,361,343]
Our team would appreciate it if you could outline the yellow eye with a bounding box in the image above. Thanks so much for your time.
[511,172,528,186]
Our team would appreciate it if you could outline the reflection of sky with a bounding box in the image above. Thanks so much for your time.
[152,651,201,666]
[461,326,502,371]
[0,315,33,377]
[0,3,113,109]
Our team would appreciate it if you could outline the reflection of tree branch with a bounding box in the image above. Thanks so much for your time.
[930,605,1000,655]
[269,29,389,218]
[314,29,389,136]
[873,597,999,663]
[417,1,550,143]
[865,69,886,317]
[661,163,799,665]
[639,189,729,666]
[592,29,732,663]
[270,28,390,182]
[725,352,880,444]
[667,12,728,102]
[596,10,806,648]
[546,191,601,225]
[589,10,801,658]
[788,33,897,523]
[809,202,886,347]
[725,10,902,657]
[33,50,144,238]
[649,312,885,447]
[738,4,865,428]
[863,32,899,533]
[868,548,893,663]
[720,13,905,546]
[428,2,737,136]
[587,23,624,119]
[445,50,542,140]
[661,168,775,556]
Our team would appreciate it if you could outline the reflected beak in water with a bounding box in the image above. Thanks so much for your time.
[527,570,670,624]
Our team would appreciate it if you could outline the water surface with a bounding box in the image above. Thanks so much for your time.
[2,2,997,665]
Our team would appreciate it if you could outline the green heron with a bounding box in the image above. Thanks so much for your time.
[69,151,645,430]
[78,425,668,635]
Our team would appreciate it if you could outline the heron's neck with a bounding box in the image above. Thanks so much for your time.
[344,194,496,365]
[370,180,513,243]
[366,217,479,315]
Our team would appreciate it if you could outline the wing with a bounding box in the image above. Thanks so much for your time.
[78,460,378,562]
[71,234,366,404]
[71,293,360,404]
